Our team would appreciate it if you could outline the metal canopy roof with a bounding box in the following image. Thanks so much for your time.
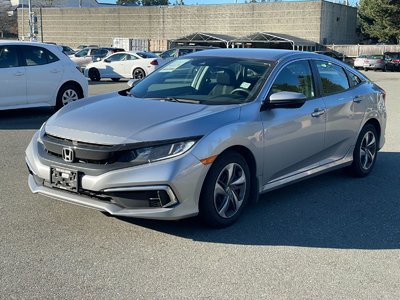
[233,32,317,49]
[170,32,237,47]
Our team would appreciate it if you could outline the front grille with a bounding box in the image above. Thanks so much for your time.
[42,133,121,164]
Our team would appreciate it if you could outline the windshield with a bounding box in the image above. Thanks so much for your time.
[130,56,272,105]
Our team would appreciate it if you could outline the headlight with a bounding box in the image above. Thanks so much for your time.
[119,139,197,164]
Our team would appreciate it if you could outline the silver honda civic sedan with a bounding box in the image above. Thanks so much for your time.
[26,49,386,227]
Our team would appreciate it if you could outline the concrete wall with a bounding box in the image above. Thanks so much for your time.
[17,1,356,48]
[320,1,357,44]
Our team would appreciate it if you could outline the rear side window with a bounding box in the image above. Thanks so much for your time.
[315,61,349,95]
[346,71,363,87]
[22,46,59,66]
[271,60,315,99]
[0,46,19,68]
[178,49,194,56]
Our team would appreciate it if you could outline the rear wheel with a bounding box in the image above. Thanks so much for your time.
[56,83,82,109]
[199,151,251,228]
[348,124,378,177]
[132,68,145,80]
[88,68,101,81]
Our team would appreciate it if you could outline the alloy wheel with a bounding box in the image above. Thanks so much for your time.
[61,89,79,106]
[359,130,377,171]
[213,163,247,219]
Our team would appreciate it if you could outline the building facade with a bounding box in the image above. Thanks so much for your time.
[17,1,357,48]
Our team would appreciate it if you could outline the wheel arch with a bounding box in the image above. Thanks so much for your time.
[58,80,84,99]
[364,118,381,148]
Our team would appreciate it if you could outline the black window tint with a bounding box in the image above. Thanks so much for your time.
[347,71,363,87]
[46,48,59,63]
[271,60,315,99]
[23,46,52,66]
[0,46,19,68]
[178,49,194,56]
[316,61,349,95]
[107,53,126,62]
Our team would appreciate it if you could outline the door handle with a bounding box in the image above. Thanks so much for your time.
[14,72,25,76]
[311,108,325,117]
[353,96,362,103]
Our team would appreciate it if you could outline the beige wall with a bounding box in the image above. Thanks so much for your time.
[17,1,356,48]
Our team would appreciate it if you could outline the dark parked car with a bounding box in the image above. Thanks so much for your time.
[159,46,219,60]
[383,52,400,71]
[315,50,344,61]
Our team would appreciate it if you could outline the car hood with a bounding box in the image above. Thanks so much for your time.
[45,93,241,145]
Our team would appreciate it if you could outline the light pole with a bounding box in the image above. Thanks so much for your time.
[28,0,37,41]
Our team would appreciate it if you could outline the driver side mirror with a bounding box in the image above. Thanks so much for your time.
[127,79,140,88]
[261,91,307,111]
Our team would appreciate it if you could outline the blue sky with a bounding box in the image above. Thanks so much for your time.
[99,0,358,6]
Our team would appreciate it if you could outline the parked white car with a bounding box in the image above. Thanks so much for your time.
[83,51,164,81]
[0,40,88,110]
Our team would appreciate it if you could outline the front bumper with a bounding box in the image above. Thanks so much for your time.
[25,132,210,220]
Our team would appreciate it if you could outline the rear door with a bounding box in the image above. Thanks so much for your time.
[0,45,27,107]
[313,60,367,164]
[22,45,64,106]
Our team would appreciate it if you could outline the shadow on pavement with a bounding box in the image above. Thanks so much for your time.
[0,107,54,130]
[119,151,400,250]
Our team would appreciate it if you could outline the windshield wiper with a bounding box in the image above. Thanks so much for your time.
[157,97,201,104]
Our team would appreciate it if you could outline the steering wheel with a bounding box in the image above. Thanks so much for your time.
[230,88,250,96]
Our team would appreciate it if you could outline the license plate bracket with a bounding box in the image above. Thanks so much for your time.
[50,167,79,192]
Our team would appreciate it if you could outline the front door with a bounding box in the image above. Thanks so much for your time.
[261,60,326,185]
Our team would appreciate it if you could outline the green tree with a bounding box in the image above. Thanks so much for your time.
[358,0,400,44]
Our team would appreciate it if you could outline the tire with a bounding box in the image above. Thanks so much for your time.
[88,68,101,81]
[132,68,145,80]
[199,151,251,228]
[348,124,378,177]
[111,78,120,82]
[56,83,82,110]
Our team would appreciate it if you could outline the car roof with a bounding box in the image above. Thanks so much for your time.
[187,48,327,62]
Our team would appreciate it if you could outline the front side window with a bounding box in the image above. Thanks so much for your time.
[75,49,89,57]
[130,56,272,105]
[0,46,19,68]
[315,61,349,95]
[347,71,363,87]
[270,60,315,99]
[22,46,59,66]
[106,53,126,62]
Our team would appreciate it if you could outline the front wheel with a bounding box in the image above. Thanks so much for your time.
[88,68,101,81]
[348,124,378,177]
[199,151,251,228]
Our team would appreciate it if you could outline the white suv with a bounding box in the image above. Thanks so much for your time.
[0,41,88,110]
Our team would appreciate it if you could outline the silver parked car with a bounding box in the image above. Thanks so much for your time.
[363,54,385,71]
[26,49,387,227]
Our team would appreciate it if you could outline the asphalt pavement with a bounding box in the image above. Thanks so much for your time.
[0,73,399,299]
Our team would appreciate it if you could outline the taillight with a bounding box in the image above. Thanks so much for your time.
[393,59,400,63]
[381,90,386,103]
[150,59,158,66]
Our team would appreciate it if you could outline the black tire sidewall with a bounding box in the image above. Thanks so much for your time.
[132,68,145,79]
[350,124,378,177]
[56,84,81,110]
[89,68,100,81]
[199,151,251,228]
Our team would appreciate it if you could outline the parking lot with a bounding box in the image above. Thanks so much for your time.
[1,72,399,299]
